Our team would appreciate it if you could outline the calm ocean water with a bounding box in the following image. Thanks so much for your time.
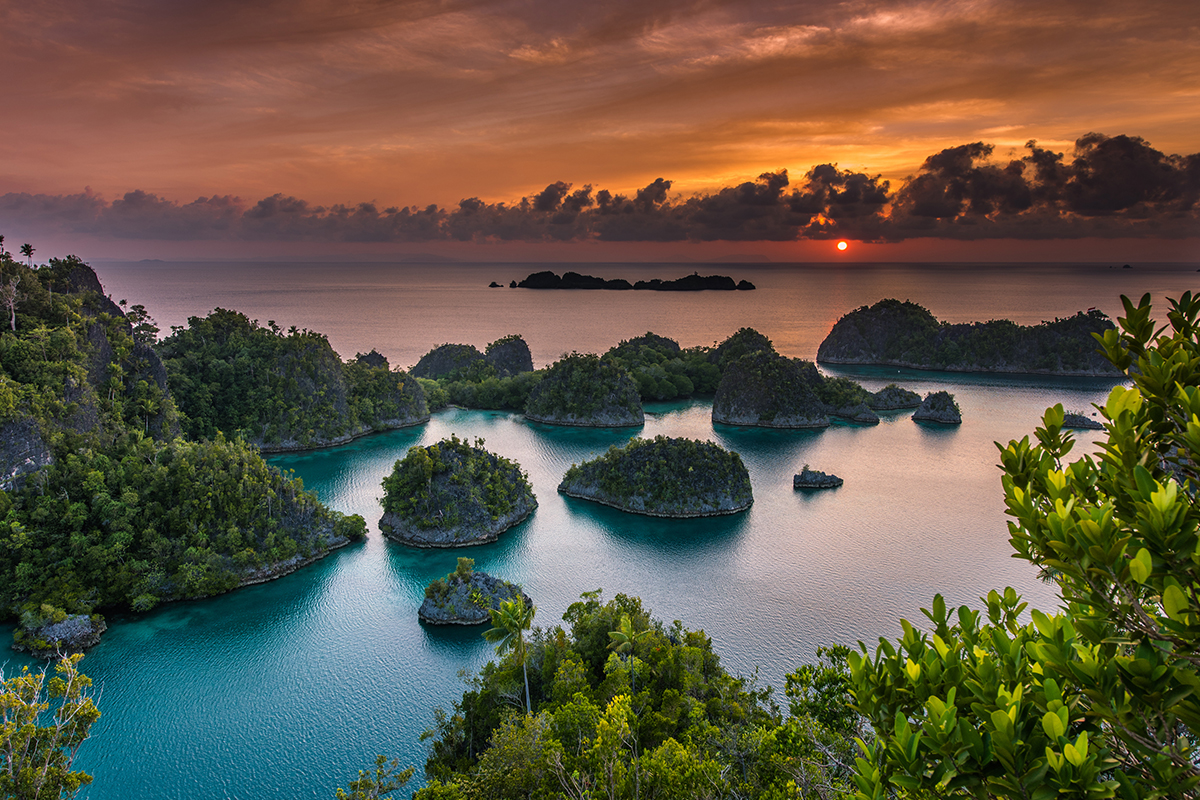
[4,260,1197,799]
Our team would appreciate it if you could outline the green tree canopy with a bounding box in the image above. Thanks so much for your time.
[484,595,537,715]
[849,292,1200,799]
[0,654,99,800]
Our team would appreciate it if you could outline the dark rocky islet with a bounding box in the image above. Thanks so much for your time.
[794,468,844,489]
[516,270,755,291]
[1063,411,1104,430]
[419,559,532,625]
[912,391,962,424]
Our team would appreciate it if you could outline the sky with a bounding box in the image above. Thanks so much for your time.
[1,0,1198,261]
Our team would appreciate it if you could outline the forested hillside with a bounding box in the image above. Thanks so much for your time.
[159,309,428,450]
[0,254,365,653]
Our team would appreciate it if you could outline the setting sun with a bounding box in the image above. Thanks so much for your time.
[837,241,848,251]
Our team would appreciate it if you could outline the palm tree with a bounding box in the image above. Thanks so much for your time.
[607,613,651,694]
[483,595,536,714]
[19,243,34,267]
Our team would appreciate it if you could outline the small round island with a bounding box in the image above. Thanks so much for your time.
[419,558,531,625]
[558,435,752,517]
[379,435,537,547]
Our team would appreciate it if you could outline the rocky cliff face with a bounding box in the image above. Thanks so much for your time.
[912,391,962,424]
[794,468,843,489]
[411,343,486,379]
[0,418,53,491]
[485,335,534,377]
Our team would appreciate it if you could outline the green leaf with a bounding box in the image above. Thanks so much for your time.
[1042,710,1065,739]
[1163,585,1189,621]
[1129,548,1152,584]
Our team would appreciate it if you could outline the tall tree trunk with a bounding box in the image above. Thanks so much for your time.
[522,655,531,714]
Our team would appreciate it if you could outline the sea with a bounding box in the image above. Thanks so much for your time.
[3,260,1197,800]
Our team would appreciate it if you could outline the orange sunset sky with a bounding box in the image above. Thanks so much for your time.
[1,0,1198,261]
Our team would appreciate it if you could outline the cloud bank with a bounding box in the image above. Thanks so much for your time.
[3,134,1196,244]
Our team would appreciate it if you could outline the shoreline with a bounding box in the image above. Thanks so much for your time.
[524,413,644,428]
[380,504,535,548]
[12,533,358,657]
[816,356,1123,378]
[255,416,430,454]
[558,486,751,518]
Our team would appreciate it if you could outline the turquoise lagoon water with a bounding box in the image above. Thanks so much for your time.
[3,261,1196,799]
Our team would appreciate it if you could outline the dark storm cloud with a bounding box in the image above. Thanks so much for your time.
[3,134,1197,245]
[884,133,1200,240]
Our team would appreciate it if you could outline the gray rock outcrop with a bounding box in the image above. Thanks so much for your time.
[419,567,532,625]
[0,418,54,491]
[485,335,534,377]
[794,468,843,489]
[13,614,108,658]
[912,391,962,424]
[1063,412,1104,430]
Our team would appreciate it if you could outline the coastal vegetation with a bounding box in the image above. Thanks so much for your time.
[159,309,428,450]
[850,293,1200,798]
[420,558,532,626]
[712,351,830,428]
[411,335,540,411]
[558,435,752,517]
[379,435,536,547]
[605,333,722,401]
[708,326,776,370]
[711,332,916,428]
[0,253,366,653]
[817,298,1122,375]
[415,590,865,799]
[0,653,100,799]
[523,352,644,427]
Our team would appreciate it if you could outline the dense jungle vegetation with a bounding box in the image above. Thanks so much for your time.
[817,298,1121,374]
[413,328,904,420]
[0,253,365,650]
[159,309,427,449]
[412,336,540,411]
[523,353,643,425]
[414,591,864,800]
[604,333,722,401]
[559,436,752,516]
[380,434,535,532]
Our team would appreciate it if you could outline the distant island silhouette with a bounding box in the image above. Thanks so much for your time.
[515,270,755,291]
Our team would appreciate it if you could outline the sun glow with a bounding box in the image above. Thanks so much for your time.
[837,241,848,251]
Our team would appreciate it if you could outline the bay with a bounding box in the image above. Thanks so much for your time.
[4,260,1196,799]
